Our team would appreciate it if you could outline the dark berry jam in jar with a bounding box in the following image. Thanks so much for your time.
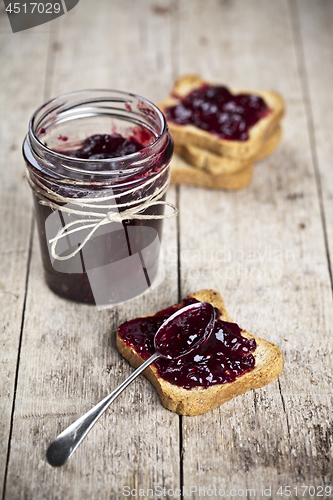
[23,90,174,307]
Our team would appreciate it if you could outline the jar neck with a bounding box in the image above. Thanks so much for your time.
[23,89,174,186]
[24,131,173,191]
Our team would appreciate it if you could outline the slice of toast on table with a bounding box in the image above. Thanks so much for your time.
[117,289,283,416]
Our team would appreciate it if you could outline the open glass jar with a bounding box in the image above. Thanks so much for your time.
[23,90,174,307]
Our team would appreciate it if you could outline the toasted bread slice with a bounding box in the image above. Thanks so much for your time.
[170,154,254,190]
[116,289,283,416]
[176,125,282,176]
[159,75,284,160]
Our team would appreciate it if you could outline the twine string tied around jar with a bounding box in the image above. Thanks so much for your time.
[26,167,178,261]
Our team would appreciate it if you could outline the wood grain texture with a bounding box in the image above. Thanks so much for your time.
[177,0,333,496]
[295,0,333,280]
[0,9,51,496]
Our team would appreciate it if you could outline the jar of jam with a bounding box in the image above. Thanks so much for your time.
[23,90,174,307]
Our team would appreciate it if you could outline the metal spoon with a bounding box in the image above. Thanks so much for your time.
[46,302,215,467]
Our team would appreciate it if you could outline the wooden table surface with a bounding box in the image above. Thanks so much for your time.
[1,1,333,499]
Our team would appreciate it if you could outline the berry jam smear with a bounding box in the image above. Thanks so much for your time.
[118,297,256,390]
[166,84,271,141]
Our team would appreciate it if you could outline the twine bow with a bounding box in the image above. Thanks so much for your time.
[27,166,178,261]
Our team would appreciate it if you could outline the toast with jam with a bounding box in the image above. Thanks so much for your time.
[116,290,283,416]
[159,75,284,161]
[170,154,254,190]
[170,126,281,189]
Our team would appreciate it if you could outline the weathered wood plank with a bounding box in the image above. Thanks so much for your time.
[177,0,333,496]
[295,0,333,278]
[0,9,51,496]
[4,1,180,499]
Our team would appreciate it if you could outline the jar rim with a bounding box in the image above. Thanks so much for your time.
[28,89,169,176]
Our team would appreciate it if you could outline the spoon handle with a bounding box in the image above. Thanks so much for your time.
[46,352,159,467]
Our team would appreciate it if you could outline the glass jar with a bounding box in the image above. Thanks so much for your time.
[23,90,174,307]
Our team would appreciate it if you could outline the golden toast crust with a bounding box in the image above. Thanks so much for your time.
[159,75,284,160]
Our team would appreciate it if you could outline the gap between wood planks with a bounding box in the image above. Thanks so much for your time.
[288,0,333,294]
[2,24,59,500]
